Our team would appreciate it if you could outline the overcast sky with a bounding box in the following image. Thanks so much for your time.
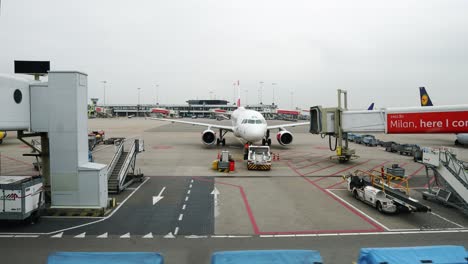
[1,0,467,109]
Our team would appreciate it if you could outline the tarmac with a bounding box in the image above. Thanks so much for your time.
[0,117,467,263]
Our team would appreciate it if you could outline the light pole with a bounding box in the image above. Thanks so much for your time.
[101,81,107,105]
[137,88,141,117]
[155,84,159,105]
[259,81,264,104]
[243,89,249,106]
[271,83,277,105]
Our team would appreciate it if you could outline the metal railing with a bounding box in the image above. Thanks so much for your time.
[107,142,124,180]
[439,150,468,189]
[117,141,136,187]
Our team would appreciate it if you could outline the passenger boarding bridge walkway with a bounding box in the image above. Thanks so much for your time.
[107,139,144,194]
[422,148,468,215]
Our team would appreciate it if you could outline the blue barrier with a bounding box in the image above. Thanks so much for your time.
[357,245,468,264]
[47,252,163,264]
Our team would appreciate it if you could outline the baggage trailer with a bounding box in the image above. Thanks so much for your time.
[0,176,44,222]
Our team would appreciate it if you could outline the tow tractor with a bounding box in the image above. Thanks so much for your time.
[247,145,272,171]
[344,169,431,213]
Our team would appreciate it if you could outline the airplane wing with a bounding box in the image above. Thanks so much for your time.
[151,118,234,132]
[267,122,309,130]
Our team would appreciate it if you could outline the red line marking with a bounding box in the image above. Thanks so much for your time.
[312,159,371,183]
[424,176,436,188]
[296,157,330,170]
[325,160,391,189]
[303,163,338,176]
[0,154,33,166]
[191,176,260,234]
[291,154,327,166]
[259,228,380,235]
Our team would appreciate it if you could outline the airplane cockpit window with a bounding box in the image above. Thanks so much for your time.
[248,120,255,124]
[255,120,263,124]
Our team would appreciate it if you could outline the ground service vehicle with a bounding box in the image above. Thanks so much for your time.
[247,145,272,170]
[346,174,397,213]
[362,135,378,146]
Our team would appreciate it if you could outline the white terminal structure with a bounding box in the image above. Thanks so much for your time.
[0,72,107,209]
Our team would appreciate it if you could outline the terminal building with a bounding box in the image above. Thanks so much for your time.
[96,99,309,120]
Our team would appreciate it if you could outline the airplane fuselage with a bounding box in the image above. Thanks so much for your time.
[230,107,267,143]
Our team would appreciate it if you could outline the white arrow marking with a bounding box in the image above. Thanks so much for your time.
[51,232,63,238]
[74,232,86,238]
[97,232,108,238]
[153,186,166,205]
[211,187,220,218]
[143,232,153,239]
[120,232,130,238]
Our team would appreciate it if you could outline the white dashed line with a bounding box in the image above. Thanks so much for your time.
[185,196,189,202]
[174,227,179,236]
[164,232,175,238]
[187,190,191,195]
[182,204,186,210]
[190,179,194,183]
[97,233,108,238]
[189,184,193,188]
[120,233,131,238]
[51,232,63,238]
[178,214,184,221]
[143,232,153,238]
[74,232,86,238]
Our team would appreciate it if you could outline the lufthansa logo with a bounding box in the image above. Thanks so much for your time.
[421,94,429,106]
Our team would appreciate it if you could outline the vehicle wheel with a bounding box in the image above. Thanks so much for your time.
[353,190,358,199]
[262,138,266,146]
[216,138,220,146]
[222,138,226,146]
[455,140,460,145]
[267,138,271,146]
[376,202,383,213]
[422,194,427,200]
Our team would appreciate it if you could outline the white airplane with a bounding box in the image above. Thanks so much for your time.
[151,82,309,146]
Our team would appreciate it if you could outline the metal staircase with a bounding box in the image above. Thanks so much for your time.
[107,139,144,194]
[422,148,468,215]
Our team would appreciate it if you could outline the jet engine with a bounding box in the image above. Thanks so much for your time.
[277,130,293,146]
[202,129,216,145]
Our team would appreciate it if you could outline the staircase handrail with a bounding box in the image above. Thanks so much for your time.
[107,142,124,180]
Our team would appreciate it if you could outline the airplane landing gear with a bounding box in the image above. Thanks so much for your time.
[217,129,228,146]
[262,130,271,146]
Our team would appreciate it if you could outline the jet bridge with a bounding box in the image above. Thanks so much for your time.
[310,89,468,162]
[0,66,108,209]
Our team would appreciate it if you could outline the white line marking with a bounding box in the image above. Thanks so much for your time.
[326,189,391,231]
[228,235,253,238]
[187,190,191,195]
[120,233,130,238]
[153,186,166,205]
[431,212,465,228]
[295,234,318,237]
[14,235,39,238]
[143,232,153,239]
[182,204,186,210]
[259,235,274,238]
[186,235,208,238]
[178,214,184,221]
[126,188,137,190]
[51,232,63,238]
[190,179,194,183]
[0,235,14,238]
[42,216,106,219]
[185,196,189,202]
[74,232,86,238]
[97,232,108,238]
[43,177,150,235]
[174,227,179,236]
[211,235,228,238]
[189,184,193,188]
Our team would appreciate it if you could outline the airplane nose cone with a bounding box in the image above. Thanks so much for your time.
[245,128,265,143]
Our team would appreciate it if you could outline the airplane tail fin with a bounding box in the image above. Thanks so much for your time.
[419,87,433,106]
[367,103,375,110]
[236,80,241,108]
